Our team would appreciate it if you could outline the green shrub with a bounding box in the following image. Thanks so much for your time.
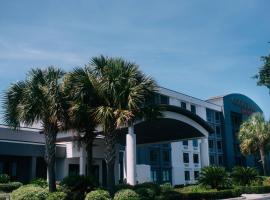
[60,175,96,191]
[30,178,48,188]
[10,185,49,200]
[0,182,23,192]
[236,185,270,194]
[46,191,67,200]
[231,166,260,186]
[114,184,134,193]
[155,191,182,200]
[113,189,140,200]
[178,184,214,193]
[135,187,155,200]
[199,166,231,189]
[134,182,161,195]
[160,183,173,193]
[85,189,111,200]
[0,174,10,184]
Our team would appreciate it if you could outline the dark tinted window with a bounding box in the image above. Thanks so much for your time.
[150,150,158,162]
[217,141,222,150]
[183,153,189,163]
[193,154,199,164]
[160,95,169,104]
[191,105,196,114]
[194,171,199,180]
[185,171,190,181]
[183,140,188,146]
[181,102,187,109]
[192,140,198,147]
[209,140,214,148]
[162,150,170,162]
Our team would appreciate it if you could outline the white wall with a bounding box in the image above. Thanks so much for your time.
[136,164,151,183]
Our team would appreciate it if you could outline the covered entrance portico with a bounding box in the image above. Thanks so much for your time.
[123,105,213,185]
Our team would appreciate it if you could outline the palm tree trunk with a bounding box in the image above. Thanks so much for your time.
[259,147,267,176]
[44,129,57,192]
[85,137,93,178]
[104,132,117,192]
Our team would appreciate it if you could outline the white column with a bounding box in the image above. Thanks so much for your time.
[200,137,210,167]
[31,156,37,180]
[126,124,136,185]
[79,146,86,175]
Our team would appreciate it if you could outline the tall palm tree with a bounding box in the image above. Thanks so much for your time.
[89,55,158,190]
[63,67,100,177]
[239,112,270,175]
[2,67,67,192]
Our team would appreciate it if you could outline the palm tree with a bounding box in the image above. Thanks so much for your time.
[239,112,270,175]
[63,67,100,177]
[89,55,158,190]
[2,67,67,192]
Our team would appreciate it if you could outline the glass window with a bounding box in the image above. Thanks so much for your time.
[209,140,214,149]
[150,150,158,162]
[194,171,199,180]
[210,155,215,165]
[185,171,190,181]
[181,102,187,109]
[215,112,220,122]
[162,150,170,162]
[193,154,199,164]
[151,169,157,182]
[218,156,223,165]
[183,153,189,163]
[192,140,198,147]
[216,126,221,135]
[191,105,196,114]
[217,141,222,150]
[162,170,170,182]
[207,109,214,122]
[160,95,169,105]
[183,140,188,146]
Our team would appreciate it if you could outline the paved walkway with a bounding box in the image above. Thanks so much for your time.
[224,194,270,200]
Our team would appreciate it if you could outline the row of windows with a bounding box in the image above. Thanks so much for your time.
[209,140,222,150]
[150,150,170,163]
[185,170,200,181]
[206,109,221,123]
[210,155,224,165]
[183,153,199,164]
[182,140,198,147]
[151,169,170,182]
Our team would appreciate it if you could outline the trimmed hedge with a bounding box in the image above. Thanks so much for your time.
[0,182,23,192]
[46,191,67,200]
[85,189,111,200]
[10,185,49,200]
[114,189,140,200]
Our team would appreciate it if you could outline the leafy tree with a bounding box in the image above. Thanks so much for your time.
[2,67,67,192]
[254,54,270,92]
[63,67,100,177]
[231,166,260,186]
[239,113,270,175]
[198,166,230,189]
[89,55,158,191]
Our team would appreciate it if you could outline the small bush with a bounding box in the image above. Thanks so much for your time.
[0,174,10,184]
[114,184,134,193]
[60,175,96,191]
[85,189,111,200]
[231,166,260,186]
[30,178,48,188]
[46,191,67,200]
[0,182,23,192]
[134,182,161,195]
[10,185,49,200]
[160,183,173,193]
[113,189,140,200]
[135,187,155,200]
[199,166,230,189]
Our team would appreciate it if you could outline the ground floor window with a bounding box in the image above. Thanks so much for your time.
[184,171,190,181]
[151,169,158,182]
[162,169,170,182]
[194,171,199,180]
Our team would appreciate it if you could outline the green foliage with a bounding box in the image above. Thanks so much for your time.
[30,178,48,188]
[0,174,10,184]
[134,182,161,195]
[231,166,260,186]
[254,55,270,91]
[113,189,140,200]
[46,192,67,200]
[178,185,214,193]
[0,182,23,192]
[114,184,134,193]
[85,189,111,200]
[198,166,230,189]
[135,187,155,200]
[160,183,173,193]
[10,185,49,200]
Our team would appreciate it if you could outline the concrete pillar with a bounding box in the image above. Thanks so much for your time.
[31,156,37,180]
[126,124,136,185]
[200,138,210,167]
[79,146,86,175]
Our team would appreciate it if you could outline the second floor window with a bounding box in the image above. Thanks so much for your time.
[183,153,189,163]
[181,102,187,109]
[183,140,188,146]
[209,140,214,149]
[191,105,196,114]
[193,154,199,164]
[192,140,198,147]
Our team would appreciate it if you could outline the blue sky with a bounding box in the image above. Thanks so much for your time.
[0,0,269,119]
